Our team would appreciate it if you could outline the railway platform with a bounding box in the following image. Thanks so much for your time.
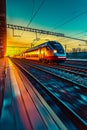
[0,58,6,117]
[0,58,67,130]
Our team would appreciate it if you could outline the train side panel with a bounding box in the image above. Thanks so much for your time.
[25,49,39,61]
[38,46,53,62]
[25,46,54,62]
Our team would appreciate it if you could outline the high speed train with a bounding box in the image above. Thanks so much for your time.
[24,41,66,63]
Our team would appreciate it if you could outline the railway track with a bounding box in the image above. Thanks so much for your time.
[48,65,87,78]
[58,64,87,74]
[19,59,87,87]
[21,59,87,77]
[65,59,87,68]
[11,58,87,130]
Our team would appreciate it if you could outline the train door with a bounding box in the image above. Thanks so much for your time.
[42,47,46,59]
[39,47,46,62]
[38,48,42,61]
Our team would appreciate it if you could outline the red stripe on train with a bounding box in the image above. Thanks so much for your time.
[45,56,66,61]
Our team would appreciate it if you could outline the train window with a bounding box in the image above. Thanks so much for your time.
[53,43,63,49]
[51,43,62,49]
[50,42,64,53]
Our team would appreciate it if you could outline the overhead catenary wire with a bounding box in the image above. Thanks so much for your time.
[11,0,46,54]
[51,8,87,43]
[53,9,87,30]
[12,0,35,39]
[68,30,87,37]
[33,9,85,43]
[20,0,46,37]
[11,1,87,49]
[48,7,87,42]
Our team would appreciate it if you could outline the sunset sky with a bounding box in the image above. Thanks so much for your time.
[6,0,87,56]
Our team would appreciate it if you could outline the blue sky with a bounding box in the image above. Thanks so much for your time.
[6,0,87,55]
[6,0,87,37]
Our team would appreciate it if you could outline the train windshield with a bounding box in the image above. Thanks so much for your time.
[49,42,65,53]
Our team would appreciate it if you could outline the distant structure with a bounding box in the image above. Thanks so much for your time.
[0,0,6,57]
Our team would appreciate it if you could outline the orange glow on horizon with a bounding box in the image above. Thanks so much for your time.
[6,29,87,56]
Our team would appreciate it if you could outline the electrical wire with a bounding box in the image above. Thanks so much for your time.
[20,0,46,37]
[53,9,87,30]
[19,0,35,37]
[34,8,85,44]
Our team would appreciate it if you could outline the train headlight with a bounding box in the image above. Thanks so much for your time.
[54,50,57,53]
